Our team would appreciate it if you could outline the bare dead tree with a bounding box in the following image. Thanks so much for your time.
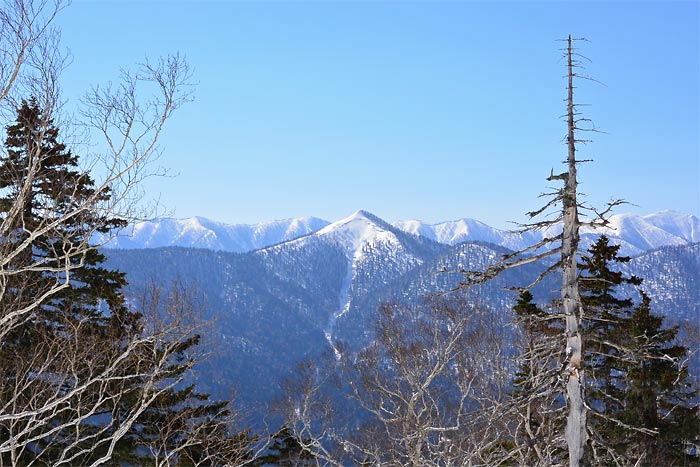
[559,35,588,467]
[453,36,623,467]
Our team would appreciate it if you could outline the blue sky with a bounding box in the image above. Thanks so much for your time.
[57,1,698,228]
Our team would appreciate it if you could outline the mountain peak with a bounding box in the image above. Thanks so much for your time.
[102,210,698,256]
[316,210,393,253]
[317,210,384,232]
[341,209,379,223]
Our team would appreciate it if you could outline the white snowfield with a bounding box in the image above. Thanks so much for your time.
[315,210,404,260]
[100,210,698,256]
[395,210,699,256]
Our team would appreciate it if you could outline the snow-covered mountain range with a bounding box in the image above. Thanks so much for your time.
[101,215,328,251]
[103,210,699,255]
[105,209,699,409]
[396,210,700,255]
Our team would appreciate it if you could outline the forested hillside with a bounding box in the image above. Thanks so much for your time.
[105,233,700,409]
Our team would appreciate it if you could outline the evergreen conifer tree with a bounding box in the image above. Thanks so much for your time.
[618,293,699,465]
[0,99,252,465]
[580,235,699,466]
[0,98,138,464]
[579,234,642,445]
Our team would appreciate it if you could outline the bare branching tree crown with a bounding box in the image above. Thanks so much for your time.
[454,35,625,467]
[281,297,514,467]
[0,1,257,465]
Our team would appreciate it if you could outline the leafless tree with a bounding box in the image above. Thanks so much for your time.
[281,297,517,466]
[0,277,261,466]
[506,297,568,466]
[0,0,192,339]
[130,281,260,467]
[0,1,264,465]
[455,36,622,467]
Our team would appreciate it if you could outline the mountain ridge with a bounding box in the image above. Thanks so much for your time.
[100,215,330,252]
[397,210,699,255]
[100,210,699,256]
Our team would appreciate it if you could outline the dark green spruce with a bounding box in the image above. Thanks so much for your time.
[580,235,699,466]
[0,99,251,465]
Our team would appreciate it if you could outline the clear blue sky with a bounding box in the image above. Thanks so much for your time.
[56,1,698,228]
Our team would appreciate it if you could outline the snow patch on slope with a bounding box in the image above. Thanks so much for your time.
[305,210,419,356]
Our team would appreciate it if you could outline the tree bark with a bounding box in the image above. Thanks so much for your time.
[563,34,587,467]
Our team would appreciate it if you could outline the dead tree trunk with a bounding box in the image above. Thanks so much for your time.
[453,35,618,466]
[562,34,587,467]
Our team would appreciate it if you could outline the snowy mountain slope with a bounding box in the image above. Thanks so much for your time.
[315,210,402,258]
[394,217,542,251]
[394,211,699,255]
[259,210,446,351]
[303,210,439,260]
[100,210,698,256]
[99,216,329,252]
[623,243,700,323]
[590,211,700,252]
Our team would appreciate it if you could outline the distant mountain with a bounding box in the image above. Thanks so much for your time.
[99,215,329,252]
[393,217,541,251]
[257,210,446,351]
[394,210,699,256]
[104,209,700,411]
[595,211,700,253]
[101,210,699,256]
